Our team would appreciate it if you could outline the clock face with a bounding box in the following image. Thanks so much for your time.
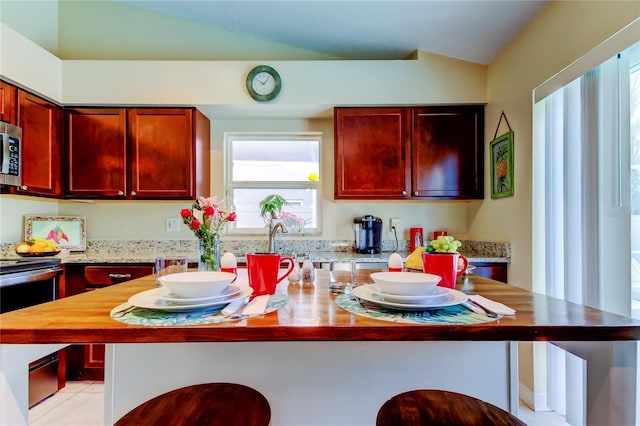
[251,71,276,96]
[246,65,281,102]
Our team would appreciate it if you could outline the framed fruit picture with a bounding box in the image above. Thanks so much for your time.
[490,131,514,199]
[24,215,87,251]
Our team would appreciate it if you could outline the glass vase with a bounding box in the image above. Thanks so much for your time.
[198,233,220,271]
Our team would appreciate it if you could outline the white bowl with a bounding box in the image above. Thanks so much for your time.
[158,271,235,299]
[369,271,441,296]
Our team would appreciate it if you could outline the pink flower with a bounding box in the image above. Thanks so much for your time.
[181,195,235,238]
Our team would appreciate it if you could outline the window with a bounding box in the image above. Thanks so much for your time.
[224,133,321,234]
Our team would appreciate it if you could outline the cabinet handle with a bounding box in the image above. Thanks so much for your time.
[130,191,137,197]
[20,185,28,190]
[414,191,419,196]
[108,273,131,279]
[401,190,407,196]
[118,191,124,196]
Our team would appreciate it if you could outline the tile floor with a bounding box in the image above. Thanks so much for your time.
[30,381,569,425]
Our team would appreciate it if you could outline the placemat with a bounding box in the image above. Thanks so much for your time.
[110,293,288,326]
[335,294,499,325]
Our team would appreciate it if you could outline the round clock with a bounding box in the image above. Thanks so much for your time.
[246,65,282,102]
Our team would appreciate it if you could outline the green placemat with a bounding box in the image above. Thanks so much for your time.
[110,293,288,326]
[335,294,499,324]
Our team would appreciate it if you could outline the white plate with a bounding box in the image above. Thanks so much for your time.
[158,285,242,305]
[367,284,449,303]
[128,286,253,312]
[352,285,468,311]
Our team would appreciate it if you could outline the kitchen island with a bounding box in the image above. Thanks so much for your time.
[1,270,638,425]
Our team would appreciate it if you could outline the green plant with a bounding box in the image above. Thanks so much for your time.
[259,194,289,220]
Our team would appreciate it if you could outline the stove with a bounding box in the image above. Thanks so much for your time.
[0,256,64,407]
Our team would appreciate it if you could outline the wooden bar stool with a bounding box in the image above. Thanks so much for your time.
[114,383,271,426]
[376,389,526,426]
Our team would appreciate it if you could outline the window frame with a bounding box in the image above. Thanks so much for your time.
[223,131,323,235]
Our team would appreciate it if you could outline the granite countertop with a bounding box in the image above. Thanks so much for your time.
[2,239,510,265]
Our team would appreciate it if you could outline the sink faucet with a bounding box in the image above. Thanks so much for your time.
[268,220,288,253]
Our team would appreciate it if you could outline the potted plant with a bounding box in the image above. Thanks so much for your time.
[259,194,289,222]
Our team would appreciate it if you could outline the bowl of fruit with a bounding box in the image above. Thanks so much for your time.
[15,238,61,257]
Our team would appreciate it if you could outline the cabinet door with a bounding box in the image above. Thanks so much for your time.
[128,108,195,199]
[0,81,17,124]
[16,90,62,197]
[334,107,411,199]
[412,106,484,199]
[66,108,127,198]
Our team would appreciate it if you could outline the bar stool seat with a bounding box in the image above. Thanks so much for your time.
[114,383,271,426]
[376,389,526,426]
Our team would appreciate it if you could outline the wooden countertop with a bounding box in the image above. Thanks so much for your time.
[1,270,639,344]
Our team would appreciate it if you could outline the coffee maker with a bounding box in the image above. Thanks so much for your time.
[353,215,383,254]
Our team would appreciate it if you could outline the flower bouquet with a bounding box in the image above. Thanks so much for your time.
[180,196,236,271]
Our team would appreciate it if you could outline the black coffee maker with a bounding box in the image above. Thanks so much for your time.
[353,215,383,254]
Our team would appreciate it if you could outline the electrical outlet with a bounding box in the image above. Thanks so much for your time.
[166,218,181,232]
[390,217,401,234]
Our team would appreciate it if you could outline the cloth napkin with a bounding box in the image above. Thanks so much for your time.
[241,295,270,316]
[468,294,516,316]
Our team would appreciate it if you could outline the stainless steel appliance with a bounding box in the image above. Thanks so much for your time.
[0,257,63,407]
[0,121,22,187]
[353,215,383,254]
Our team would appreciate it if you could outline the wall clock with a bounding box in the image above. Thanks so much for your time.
[246,65,282,102]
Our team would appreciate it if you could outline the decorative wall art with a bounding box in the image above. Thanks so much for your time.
[25,215,87,251]
[490,111,515,199]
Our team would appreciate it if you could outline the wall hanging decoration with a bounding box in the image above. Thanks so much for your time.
[490,111,514,199]
[25,215,87,251]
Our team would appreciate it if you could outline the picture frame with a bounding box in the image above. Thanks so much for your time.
[24,215,87,251]
[490,130,514,199]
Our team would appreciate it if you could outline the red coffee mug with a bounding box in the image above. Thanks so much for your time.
[246,253,295,296]
[421,252,468,289]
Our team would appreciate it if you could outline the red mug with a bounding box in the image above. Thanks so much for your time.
[421,252,468,289]
[246,253,295,296]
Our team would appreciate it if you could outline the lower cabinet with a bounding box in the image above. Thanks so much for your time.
[64,264,152,380]
[470,262,508,283]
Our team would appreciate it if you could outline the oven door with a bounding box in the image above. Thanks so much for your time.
[0,267,61,313]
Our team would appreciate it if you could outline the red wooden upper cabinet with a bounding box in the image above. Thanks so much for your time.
[0,81,17,125]
[411,105,484,199]
[16,90,62,197]
[334,107,411,199]
[334,105,484,200]
[66,108,210,199]
[66,108,127,198]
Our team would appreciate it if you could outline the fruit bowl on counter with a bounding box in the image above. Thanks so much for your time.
[15,239,61,257]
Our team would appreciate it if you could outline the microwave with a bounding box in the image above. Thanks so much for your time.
[0,121,21,187]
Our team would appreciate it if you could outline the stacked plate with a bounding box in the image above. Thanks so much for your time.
[352,284,468,311]
[128,285,253,312]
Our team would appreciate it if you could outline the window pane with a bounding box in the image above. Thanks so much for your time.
[230,139,319,182]
[231,188,317,230]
